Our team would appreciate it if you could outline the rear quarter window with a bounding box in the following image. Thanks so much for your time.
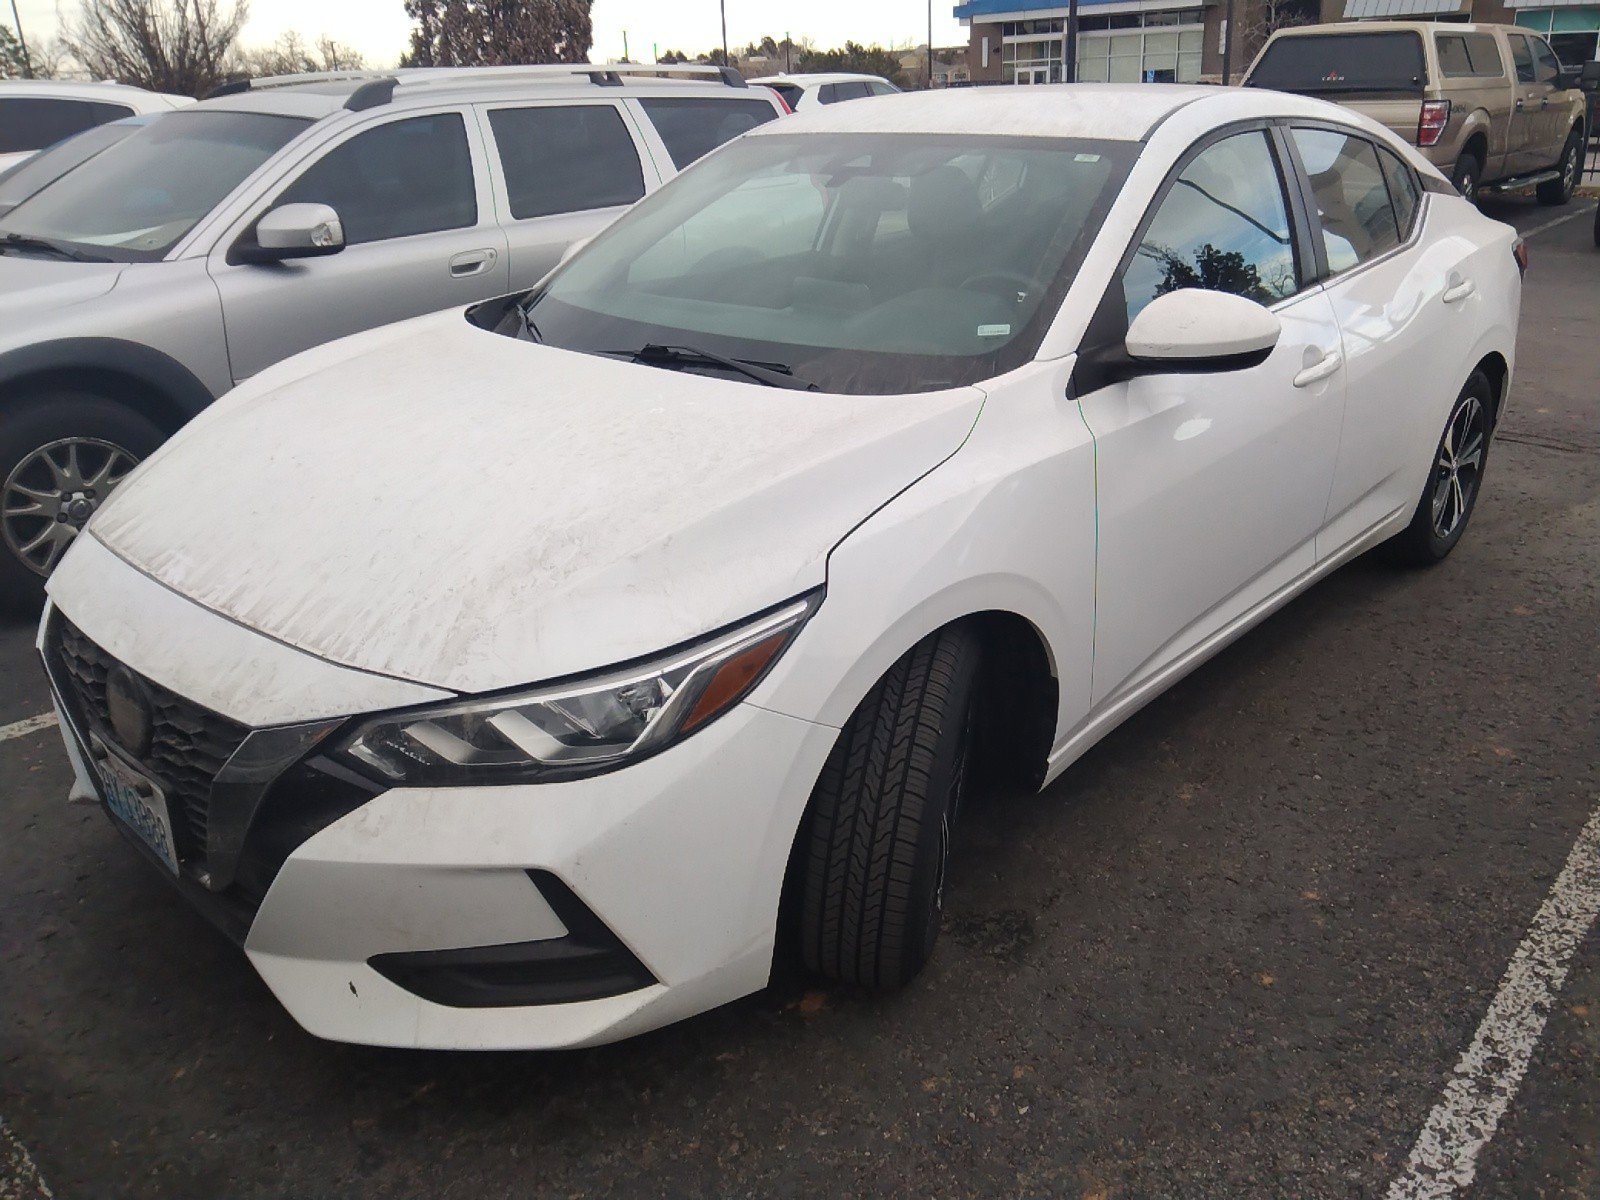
[639,97,779,170]
[1247,31,1427,94]
[0,98,135,155]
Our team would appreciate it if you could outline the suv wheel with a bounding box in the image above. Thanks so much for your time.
[1536,130,1582,206]
[0,394,163,611]
[1450,152,1482,206]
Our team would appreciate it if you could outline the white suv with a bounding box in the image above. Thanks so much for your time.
[747,73,901,111]
[0,65,783,604]
[0,79,192,173]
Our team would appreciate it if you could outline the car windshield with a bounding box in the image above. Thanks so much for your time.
[1246,31,1427,94]
[0,109,311,262]
[515,132,1135,395]
[0,117,153,219]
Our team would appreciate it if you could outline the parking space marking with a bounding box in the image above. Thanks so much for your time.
[1518,202,1596,242]
[0,714,56,745]
[0,1116,53,1200]
[1386,804,1600,1199]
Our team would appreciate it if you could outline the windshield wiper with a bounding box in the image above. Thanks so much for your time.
[0,232,109,263]
[602,343,818,391]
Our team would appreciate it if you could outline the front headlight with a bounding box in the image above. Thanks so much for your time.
[334,594,818,787]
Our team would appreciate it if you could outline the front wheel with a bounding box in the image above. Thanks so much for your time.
[792,626,981,991]
[1385,370,1494,566]
[1536,130,1582,206]
[0,394,163,612]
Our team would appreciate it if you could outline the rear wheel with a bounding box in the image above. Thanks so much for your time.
[1450,151,1482,206]
[0,394,163,612]
[1536,130,1582,206]
[793,626,980,991]
[1385,370,1493,566]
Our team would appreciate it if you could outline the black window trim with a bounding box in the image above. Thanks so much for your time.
[1278,119,1431,288]
[1070,118,1318,398]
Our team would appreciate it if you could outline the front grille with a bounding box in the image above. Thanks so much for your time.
[53,617,251,869]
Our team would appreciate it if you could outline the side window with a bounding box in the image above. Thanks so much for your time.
[1376,145,1421,240]
[1122,130,1299,322]
[1529,37,1561,84]
[280,113,476,245]
[1510,35,1536,84]
[1292,128,1401,274]
[1436,35,1473,77]
[818,84,842,104]
[639,98,778,170]
[487,104,645,219]
[836,82,874,101]
[870,82,899,96]
[1462,33,1503,77]
[0,98,134,155]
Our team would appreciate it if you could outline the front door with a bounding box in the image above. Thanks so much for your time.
[1015,67,1051,85]
[209,109,509,384]
[1078,128,1347,707]
[1507,33,1557,176]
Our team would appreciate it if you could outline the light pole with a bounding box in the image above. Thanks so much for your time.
[1221,0,1235,84]
[1065,0,1080,82]
[928,0,934,88]
[9,0,33,79]
[720,0,729,67]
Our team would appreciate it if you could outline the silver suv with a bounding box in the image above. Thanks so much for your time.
[0,65,784,605]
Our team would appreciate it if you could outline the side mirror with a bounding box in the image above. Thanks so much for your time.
[246,203,345,263]
[1123,288,1282,371]
[1579,61,1600,90]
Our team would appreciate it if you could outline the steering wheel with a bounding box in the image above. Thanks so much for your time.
[960,269,1039,302]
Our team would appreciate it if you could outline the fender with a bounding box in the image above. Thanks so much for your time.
[0,337,217,426]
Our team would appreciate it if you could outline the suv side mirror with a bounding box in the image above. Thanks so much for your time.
[245,203,346,263]
[1122,289,1282,372]
[1579,61,1600,90]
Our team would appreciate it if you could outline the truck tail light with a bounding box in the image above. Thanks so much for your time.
[1418,99,1452,148]
[765,86,794,115]
[1513,238,1529,277]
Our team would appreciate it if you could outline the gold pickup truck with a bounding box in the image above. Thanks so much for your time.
[1245,22,1588,206]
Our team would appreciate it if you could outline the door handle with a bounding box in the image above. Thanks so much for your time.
[1293,348,1342,389]
[449,248,497,278]
[1442,274,1476,304]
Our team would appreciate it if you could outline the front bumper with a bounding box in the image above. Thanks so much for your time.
[43,538,841,1050]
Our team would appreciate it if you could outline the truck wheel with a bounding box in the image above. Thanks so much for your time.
[0,394,163,612]
[1450,152,1482,205]
[792,626,981,991]
[1536,130,1582,206]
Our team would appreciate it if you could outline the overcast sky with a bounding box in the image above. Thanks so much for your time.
[11,1,969,69]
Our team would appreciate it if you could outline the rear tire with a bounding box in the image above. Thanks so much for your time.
[1450,152,1482,206]
[793,626,980,991]
[1536,130,1582,206]
[1385,370,1494,566]
[0,394,163,614]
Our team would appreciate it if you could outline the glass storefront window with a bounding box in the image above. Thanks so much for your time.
[1514,7,1600,66]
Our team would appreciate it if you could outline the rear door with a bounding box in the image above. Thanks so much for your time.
[1283,124,1470,555]
[477,100,655,293]
[210,107,507,383]
[1506,33,1557,175]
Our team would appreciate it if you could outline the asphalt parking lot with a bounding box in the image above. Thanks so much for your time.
[1,196,1597,1200]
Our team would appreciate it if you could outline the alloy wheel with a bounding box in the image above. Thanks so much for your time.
[1430,394,1486,541]
[2,438,139,576]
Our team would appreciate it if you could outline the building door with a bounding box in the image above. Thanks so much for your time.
[1015,66,1051,84]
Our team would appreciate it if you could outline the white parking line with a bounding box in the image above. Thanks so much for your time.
[1518,202,1597,242]
[0,1116,54,1200]
[1386,804,1600,1199]
[0,713,57,745]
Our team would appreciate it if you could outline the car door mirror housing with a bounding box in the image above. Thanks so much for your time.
[1577,61,1600,90]
[245,203,346,263]
[1122,289,1283,372]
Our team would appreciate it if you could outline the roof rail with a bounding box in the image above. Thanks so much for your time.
[203,63,747,106]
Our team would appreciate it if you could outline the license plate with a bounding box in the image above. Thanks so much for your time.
[91,736,179,876]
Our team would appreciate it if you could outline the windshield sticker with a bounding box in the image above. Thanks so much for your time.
[978,324,1012,338]
[1074,153,1102,163]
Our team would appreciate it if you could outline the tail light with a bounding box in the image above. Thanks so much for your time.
[1418,99,1452,147]
[766,86,794,115]
[1513,238,1529,277]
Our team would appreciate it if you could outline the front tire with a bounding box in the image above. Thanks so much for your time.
[1385,370,1494,566]
[0,394,163,612]
[793,626,980,991]
[1536,130,1582,206]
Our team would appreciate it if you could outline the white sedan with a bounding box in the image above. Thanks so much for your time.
[41,84,1520,1050]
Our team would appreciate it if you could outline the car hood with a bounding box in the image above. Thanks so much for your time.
[83,311,985,696]
[0,252,125,320]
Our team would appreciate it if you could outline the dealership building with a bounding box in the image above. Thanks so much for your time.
[953,0,1600,85]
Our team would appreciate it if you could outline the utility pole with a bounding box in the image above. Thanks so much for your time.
[622,30,629,62]
[928,0,934,88]
[785,29,791,72]
[1065,0,1080,82]
[9,0,34,79]
[720,0,729,68]
[1221,0,1235,84]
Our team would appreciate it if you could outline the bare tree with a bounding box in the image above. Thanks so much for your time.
[1238,0,1315,62]
[61,0,248,96]
[231,30,365,78]
[403,0,592,68]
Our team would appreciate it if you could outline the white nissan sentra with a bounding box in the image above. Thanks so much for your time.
[40,85,1520,1050]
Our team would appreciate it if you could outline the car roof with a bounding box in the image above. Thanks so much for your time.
[1265,19,1518,35]
[747,74,890,86]
[196,65,772,121]
[0,79,191,109]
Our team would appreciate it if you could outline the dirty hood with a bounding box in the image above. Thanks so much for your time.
[84,310,984,696]
[0,252,124,320]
